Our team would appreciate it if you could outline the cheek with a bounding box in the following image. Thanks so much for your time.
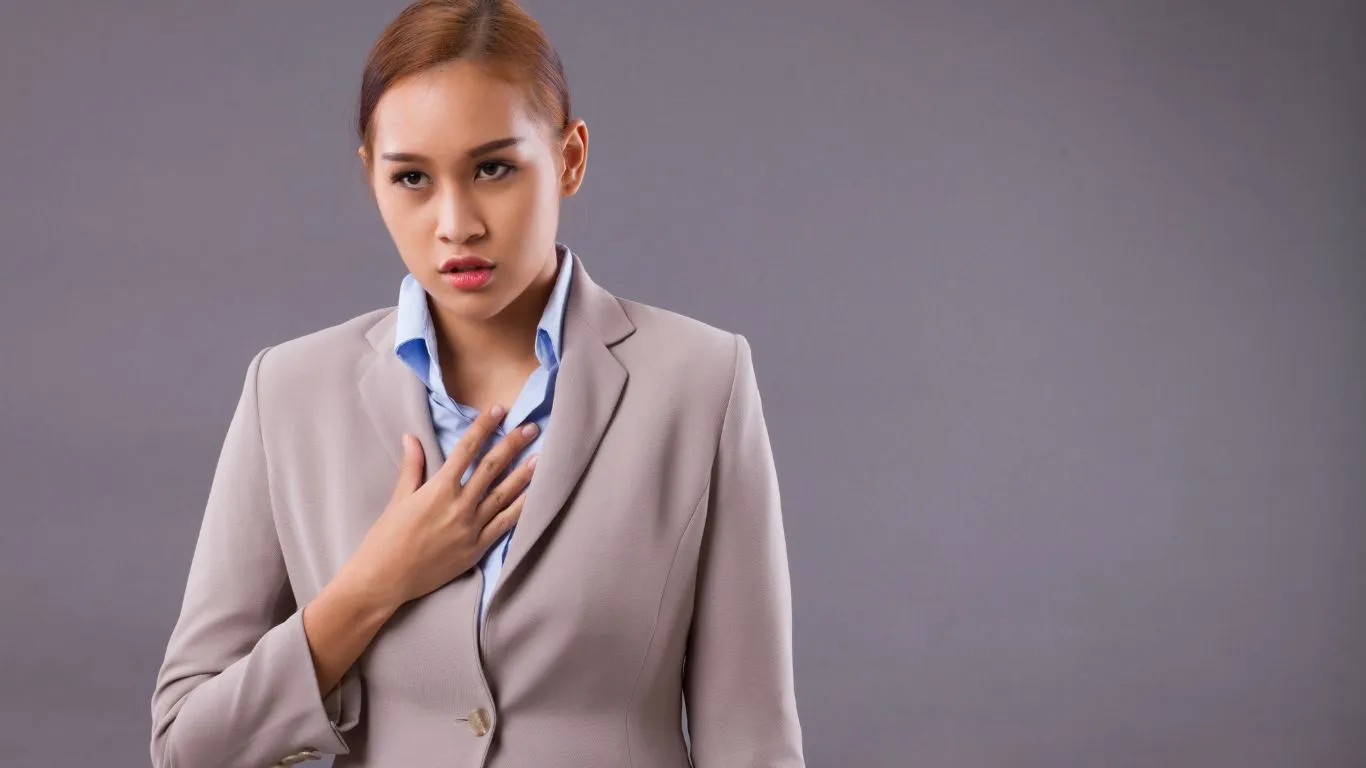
[372,187,399,221]
[376,193,426,234]
[497,174,558,227]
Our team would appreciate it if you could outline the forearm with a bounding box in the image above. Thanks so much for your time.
[303,569,398,699]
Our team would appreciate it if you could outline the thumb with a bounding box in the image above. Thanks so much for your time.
[392,433,425,498]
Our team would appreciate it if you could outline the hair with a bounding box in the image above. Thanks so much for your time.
[356,0,572,165]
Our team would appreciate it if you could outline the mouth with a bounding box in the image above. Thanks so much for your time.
[442,265,496,291]
[440,256,496,273]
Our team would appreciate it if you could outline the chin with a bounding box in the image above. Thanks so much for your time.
[432,287,508,318]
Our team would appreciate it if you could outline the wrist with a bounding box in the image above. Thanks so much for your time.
[327,563,402,625]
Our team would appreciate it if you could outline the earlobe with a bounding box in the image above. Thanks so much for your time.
[563,169,582,196]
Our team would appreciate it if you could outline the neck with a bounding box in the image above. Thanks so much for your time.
[429,249,560,374]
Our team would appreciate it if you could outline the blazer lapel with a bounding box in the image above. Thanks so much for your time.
[356,251,636,602]
[496,253,634,602]
[359,312,446,485]
[495,311,624,600]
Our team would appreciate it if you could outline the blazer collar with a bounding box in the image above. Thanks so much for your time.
[358,247,635,601]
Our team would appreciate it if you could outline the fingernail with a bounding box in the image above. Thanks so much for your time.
[522,422,539,437]
[528,454,539,469]
[490,404,506,419]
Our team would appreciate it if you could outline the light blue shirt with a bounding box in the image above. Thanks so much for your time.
[393,243,574,635]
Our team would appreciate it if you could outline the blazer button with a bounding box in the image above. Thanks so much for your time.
[467,707,492,737]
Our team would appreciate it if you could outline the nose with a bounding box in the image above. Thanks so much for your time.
[434,185,485,243]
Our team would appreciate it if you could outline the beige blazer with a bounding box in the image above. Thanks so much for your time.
[149,251,805,768]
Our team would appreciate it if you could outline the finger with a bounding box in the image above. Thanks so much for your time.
[390,433,425,502]
[462,420,540,500]
[476,490,528,551]
[436,403,506,485]
[474,452,538,528]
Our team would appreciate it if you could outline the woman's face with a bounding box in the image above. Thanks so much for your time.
[361,59,586,325]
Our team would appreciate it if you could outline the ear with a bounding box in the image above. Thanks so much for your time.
[559,119,589,197]
[357,146,376,200]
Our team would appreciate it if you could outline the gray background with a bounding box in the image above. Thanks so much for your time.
[2,1,1363,766]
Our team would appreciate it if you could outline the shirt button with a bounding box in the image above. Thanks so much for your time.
[468,707,492,737]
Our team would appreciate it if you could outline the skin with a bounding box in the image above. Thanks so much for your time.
[359,58,588,411]
[302,59,589,702]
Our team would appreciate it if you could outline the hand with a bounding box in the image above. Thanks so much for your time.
[339,404,540,611]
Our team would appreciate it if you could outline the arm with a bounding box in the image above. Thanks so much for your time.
[684,333,806,766]
[149,346,369,768]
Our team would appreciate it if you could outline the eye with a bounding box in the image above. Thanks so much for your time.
[475,160,516,181]
[388,160,516,191]
[390,169,428,190]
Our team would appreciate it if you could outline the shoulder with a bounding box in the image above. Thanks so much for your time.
[618,295,744,362]
[612,296,755,410]
[249,305,394,400]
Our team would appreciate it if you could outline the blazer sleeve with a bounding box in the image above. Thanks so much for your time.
[149,346,363,768]
[684,333,806,766]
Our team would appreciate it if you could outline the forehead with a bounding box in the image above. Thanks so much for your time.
[371,60,541,154]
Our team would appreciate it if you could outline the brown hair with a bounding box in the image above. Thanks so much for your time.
[356,0,572,163]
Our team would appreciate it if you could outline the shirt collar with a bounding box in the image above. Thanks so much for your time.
[393,243,575,393]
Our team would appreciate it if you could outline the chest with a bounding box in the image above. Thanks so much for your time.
[440,359,543,420]
[265,352,725,711]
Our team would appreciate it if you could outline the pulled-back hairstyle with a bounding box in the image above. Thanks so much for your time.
[356,0,572,165]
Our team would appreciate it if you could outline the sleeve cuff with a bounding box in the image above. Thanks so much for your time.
[271,608,362,755]
[323,663,364,732]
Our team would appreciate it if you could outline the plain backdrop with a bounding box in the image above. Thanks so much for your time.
[2,1,1364,766]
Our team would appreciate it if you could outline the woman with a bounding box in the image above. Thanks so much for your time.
[149,1,804,766]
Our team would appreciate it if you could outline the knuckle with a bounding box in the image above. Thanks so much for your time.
[450,495,474,519]
[488,457,511,477]
[456,512,479,538]
[476,455,500,479]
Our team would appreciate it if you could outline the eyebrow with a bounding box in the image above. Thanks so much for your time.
[380,136,524,164]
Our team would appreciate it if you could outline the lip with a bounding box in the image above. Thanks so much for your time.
[442,267,494,291]
[439,255,496,273]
